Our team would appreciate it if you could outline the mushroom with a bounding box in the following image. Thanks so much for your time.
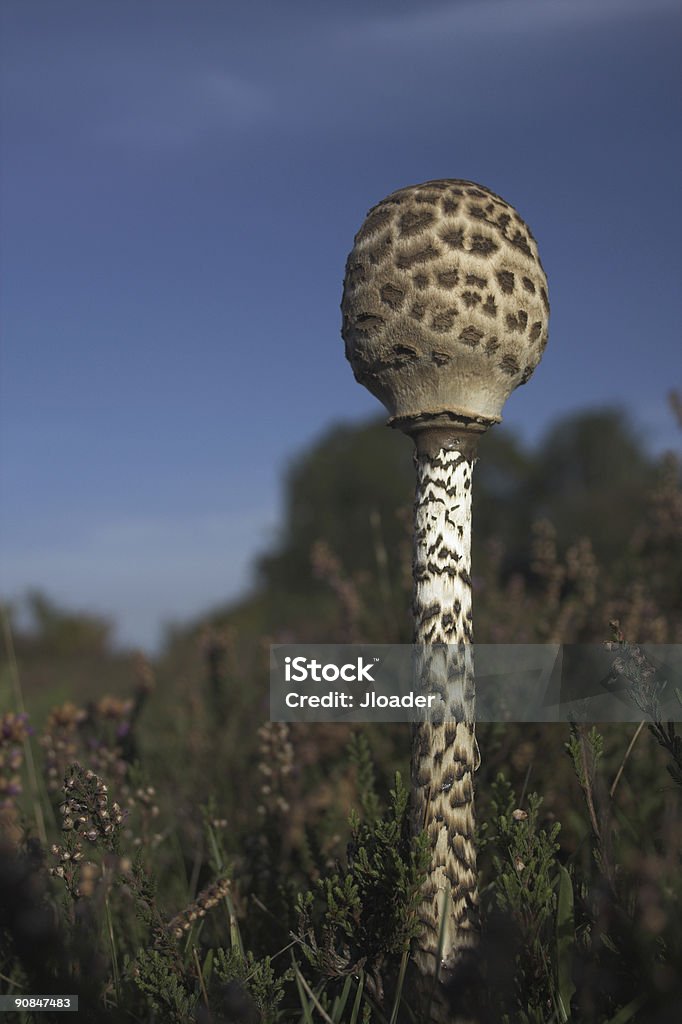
[341,179,549,1011]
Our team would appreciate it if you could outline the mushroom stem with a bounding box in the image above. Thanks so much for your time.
[411,438,480,1009]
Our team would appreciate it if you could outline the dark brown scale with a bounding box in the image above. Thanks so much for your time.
[499,353,520,376]
[345,262,367,288]
[368,237,392,265]
[399,208,437,237]
[497,270,515,293]
[482,295,497,317]
[353,312,385,334]
[396,243,440,269]
[436,269,459,288]
[510,230,532,256]
[379,283,405,309]
[470,234,498,255]
[459,326,483,346]
[414,191,442,204]
[440,226,465,249]
[432,309,458,332]
[444,722,460,745]
[356,208,393,241]
[461,291,481,309]
[440,774,455,793]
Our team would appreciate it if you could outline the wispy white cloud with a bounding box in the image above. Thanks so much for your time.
[245,0,680,139]
[337,0,680,48]
[8,0,676,155]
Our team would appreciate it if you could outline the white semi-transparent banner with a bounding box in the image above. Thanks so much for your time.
[270,644,681,723]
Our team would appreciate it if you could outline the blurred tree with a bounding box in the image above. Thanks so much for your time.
[256,419,414,595]
[1,592,138,719]
[148,402,682,664]
[255,407,666,600]
[21,591,114,657]
[525,409,658,566]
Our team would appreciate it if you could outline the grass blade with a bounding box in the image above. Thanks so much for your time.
[291,953,335,1024]
[1,607,50,844]
[349,970,365,1024]
[294,967,315,1024]
[604,995,647,1024]
[389,948,409,1024]
[556,865,576,1020]
[104,892,121,1007]
[193,945,211,1018]
[331,975,353,1020]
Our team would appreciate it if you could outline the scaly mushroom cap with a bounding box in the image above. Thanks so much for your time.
[341,179,549,427]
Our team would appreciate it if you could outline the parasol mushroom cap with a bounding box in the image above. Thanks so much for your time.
[341,180,549,432]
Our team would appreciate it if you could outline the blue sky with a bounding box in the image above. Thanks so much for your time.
[1,0,680,651]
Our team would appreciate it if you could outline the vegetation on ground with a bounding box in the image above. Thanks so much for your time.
[1,401,681,1022]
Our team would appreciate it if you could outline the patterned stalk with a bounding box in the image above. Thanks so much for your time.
[411,446,479,994]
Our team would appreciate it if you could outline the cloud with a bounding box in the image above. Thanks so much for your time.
[8,0,676,157]
[338,0,680,48]
[243,0,679,141]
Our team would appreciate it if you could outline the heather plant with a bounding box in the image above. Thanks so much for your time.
[477,776,569,1023]
[296,768,429,1000]
[2,680,681,1022]
[40,664,153,798]
[0,712,31,824]
[1,405,680,1021]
